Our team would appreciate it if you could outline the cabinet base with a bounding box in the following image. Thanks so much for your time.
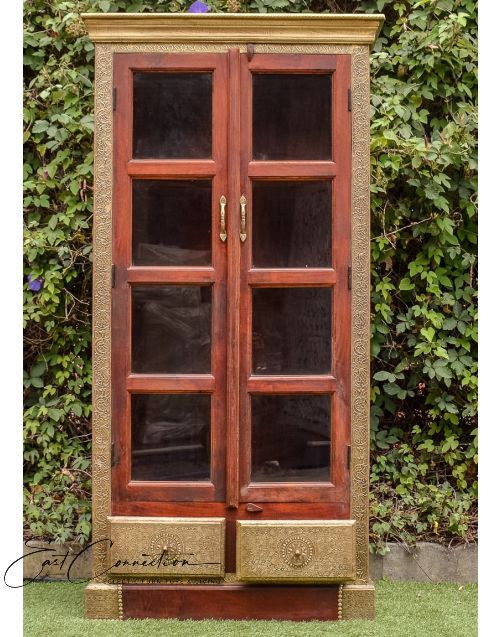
[85,581,375,620]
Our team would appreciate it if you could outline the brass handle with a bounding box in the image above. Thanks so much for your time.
[219,195,227,242]
[239,195,247,242]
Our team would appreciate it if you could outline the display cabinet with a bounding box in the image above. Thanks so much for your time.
[82,12,384,621]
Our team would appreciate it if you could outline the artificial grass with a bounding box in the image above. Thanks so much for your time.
[23,580,477,637]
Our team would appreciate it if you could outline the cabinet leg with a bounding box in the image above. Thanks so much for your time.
[340,582,376,620]
[85,582,123,620]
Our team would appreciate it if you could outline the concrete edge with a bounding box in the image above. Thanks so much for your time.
[21,540,477,583]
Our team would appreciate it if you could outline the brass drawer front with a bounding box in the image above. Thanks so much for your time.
[236,520,356,582]
[107,516,225,577]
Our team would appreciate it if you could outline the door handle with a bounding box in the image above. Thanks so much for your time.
[219,195,227,242]
[239,195,247,243]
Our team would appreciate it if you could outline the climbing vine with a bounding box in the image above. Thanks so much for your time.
[23,0,477,550]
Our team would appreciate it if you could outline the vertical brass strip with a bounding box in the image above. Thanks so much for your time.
[91,43,114,583]
[226,47,242,509]
[349,46,372,584]
[118,584,124,620]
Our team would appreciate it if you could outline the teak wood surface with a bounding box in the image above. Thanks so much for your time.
[111,51,352,571]
[122,584,340,620]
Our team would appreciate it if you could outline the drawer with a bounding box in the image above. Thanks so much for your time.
[107,516,225,577]
[236,519,356,582]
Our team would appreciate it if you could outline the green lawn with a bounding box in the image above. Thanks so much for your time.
[23,580,477,637]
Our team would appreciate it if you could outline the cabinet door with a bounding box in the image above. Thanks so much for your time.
[111,53,228,505]
[237,54,352,506]
[110,51,353,577]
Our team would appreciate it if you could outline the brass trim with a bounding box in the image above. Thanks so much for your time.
[89,39,373,591]
[236,520,356,582]
[118,584,123,620]
[349,45,372,584]
[341,583,376,619]
[82,13,384,46]
[85,583,122,619]
[107,516,225,577]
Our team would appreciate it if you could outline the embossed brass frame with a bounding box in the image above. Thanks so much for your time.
[83,12,383,620]
[107,516,225,577]
[236,520,356,583]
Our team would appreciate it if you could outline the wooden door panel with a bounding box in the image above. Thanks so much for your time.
[110,50,351,523]
[238,54,352,508]
[111,53,228,507]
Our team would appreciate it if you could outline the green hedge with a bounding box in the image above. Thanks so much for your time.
[23,0,477,550]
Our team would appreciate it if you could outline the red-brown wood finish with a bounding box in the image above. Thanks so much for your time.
[111,51,353,577]
[122,584,340,620]
[111,53,228,504]
[225,48,242,509]
[238,54,352,505]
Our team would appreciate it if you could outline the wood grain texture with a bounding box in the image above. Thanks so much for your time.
[225,48,242,509]
[127,160,217,177]
[247,161,336,178]
[122,584,340,620]
[111,52,228,506]
[331,55,352,495]
[247,268,337,286]
[111,50,353,568]
[238,53,352,508]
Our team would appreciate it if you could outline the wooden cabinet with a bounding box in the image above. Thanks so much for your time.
[83,12,384,621]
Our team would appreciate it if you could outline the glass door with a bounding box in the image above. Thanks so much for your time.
[111,53,228,507]
[110,51,352,565]
[238,54,352,507]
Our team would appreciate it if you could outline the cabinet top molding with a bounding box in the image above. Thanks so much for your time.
[82,13,385,46]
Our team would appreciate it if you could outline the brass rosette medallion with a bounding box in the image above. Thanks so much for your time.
[281,536,315,568]
[149,532,183,562]
[236,520,357,582]
[107,516,225,577]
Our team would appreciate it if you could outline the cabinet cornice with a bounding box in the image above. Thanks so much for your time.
[82,13,384,47]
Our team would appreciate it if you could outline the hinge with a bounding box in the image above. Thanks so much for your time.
[347,266,352,290]
[113,87,117,111]
[111,442,118,467]
[111,264,116,288]
[246,43,255,61]
[347,445,352,471]
[348,87,352,112]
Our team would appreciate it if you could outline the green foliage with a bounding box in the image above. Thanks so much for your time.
[363,0,477,551]
[24,0,477,550]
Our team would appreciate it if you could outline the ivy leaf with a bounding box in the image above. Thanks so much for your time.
[421,327,436,342]
[373,371,397,382]
[399,278,415,291]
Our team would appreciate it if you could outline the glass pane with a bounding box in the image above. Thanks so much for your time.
[132,393,211,481]
[133,72,212,159]
[133,180,212,266]
[252,181,332,268]
[252,287,331,375]
[132,285,211,374]
[251,395,331,482]
[252,74,332,160]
